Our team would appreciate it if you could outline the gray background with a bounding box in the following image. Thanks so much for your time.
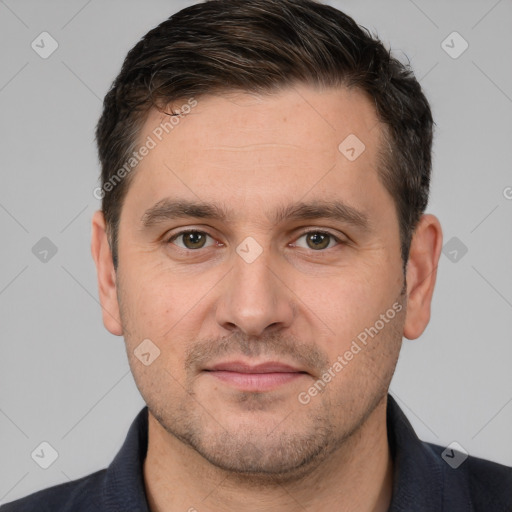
[1,0,511,504]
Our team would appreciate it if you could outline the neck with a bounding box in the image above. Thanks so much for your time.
[143,396,393,512]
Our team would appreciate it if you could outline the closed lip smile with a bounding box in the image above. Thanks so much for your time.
[203,360,309,391]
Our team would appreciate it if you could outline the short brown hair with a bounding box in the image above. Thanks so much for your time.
[95,0,433,269]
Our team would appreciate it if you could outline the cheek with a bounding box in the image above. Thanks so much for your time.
[119,264,210,367]
[295,271,383,336]
[117,264,175,344]
[292,261,403,368]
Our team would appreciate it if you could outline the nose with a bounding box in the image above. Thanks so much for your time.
[215,245,295,337]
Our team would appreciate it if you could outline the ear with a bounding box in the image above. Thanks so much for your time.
[403,214,443,340]
[90,210,123,336]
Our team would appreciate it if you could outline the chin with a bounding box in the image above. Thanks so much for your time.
[163,411,342,483]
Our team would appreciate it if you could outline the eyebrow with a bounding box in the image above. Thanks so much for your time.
[141,198,371,232]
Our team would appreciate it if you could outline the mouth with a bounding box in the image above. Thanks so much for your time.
[203,361,309,392]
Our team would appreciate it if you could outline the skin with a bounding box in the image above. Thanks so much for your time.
[91,84,443,511]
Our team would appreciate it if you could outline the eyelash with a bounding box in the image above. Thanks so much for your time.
[165,229,345,252]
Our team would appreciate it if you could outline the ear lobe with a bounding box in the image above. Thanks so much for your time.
[403,214,443,340]
[90,210,123,336]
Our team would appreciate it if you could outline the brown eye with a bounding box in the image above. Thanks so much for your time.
[169,231,213,250]
[306,232,330,250]
[294,231,340,251]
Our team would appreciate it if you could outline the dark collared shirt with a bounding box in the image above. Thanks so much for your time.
[2,395,511,511]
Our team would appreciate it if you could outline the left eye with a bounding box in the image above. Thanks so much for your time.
[293,231,341,251]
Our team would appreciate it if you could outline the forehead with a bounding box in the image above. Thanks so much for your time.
[141,85,380,153]
[123,85,391,225]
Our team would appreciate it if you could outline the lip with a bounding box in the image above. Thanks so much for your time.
[207,361,303,373]
[203,360,308,392]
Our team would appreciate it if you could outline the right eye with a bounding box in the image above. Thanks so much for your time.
[166,230,217,250]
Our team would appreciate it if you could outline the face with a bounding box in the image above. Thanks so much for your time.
[99,85,410,478]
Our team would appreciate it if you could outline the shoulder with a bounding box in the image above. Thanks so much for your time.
[460,452,512,510]
[424,441,512,511]
[0,469,107,512]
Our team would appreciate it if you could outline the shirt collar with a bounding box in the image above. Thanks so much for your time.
[103,406,150,512]
[386,395,473,511]
[386,394,444,511]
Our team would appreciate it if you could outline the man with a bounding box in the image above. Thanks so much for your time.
[3,0,510,510]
